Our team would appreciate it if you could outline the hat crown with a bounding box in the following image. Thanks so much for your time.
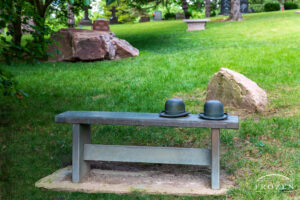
[165,98,186,115]
[203,100,224,117]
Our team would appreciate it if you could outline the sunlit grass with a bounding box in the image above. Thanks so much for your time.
[0,10,299,199]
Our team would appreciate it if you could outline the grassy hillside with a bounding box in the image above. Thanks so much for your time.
[1,11,299,199]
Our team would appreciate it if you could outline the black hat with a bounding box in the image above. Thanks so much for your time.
[199,100,228,120]
[159,98,190,118]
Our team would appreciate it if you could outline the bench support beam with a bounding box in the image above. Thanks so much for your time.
[211,128,220,189]
[72,124,91,182]
[84,144,211,166]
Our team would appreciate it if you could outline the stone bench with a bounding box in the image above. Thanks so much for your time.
[183,19,210,31]
[55,111,239,190]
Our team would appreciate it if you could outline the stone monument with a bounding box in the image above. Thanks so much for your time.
[139,16,150,23]
[153,11,162,21]
[109,6,119,24]
[93,19,110,32]
[79,7,92,26]
[220,0,231,15]
[220,0,249,15]
[240,0,249,13]
[176,13,185,20]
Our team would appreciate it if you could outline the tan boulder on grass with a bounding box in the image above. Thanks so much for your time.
[206,68,268,113]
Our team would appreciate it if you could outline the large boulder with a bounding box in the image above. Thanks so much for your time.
[47,29,139,62]
[206,68,268,112]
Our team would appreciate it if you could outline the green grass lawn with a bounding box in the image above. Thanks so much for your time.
[1,10,300,199]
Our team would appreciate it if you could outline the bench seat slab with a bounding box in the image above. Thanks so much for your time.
[55,111,239,129]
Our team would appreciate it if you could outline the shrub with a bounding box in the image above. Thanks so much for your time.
[264,2,280,11]
[284,2,298,10]
[210,2,217,17]
[249,4,265,12]
[164,13,176,20]
[185,11,192,19]
[0,68,27,98]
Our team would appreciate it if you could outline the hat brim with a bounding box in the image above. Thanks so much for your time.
[159,111,190,118]
[199,113,228,120]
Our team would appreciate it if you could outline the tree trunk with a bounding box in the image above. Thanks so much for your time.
[30,0,54,54]
[181,0,189,18]
[10,3,23,46]
[67,3,75,28]
[205,0,211,17]
[84,7,90,20]
[12,21,22,46]
[228,0,242,21]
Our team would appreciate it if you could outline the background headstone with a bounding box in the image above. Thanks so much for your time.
[153,11,162,21]
[280,4,284,11]
[93,19,110,32]
[109,6,119,24]
[176,13,185,20]
[220,0,249,15]
[240,0,249,13]
[220,0,231,15]
[139,16,150,23]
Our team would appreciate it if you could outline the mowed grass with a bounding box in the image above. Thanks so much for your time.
[1,10,300,199]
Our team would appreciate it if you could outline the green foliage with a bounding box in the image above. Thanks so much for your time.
[164,12,176,20]
[0,68,27,98]
[0,0,89,64]
[284,2,298,10]
[191,11,205,18]
[48,0,87,29]
[185,11,192,18]
[264,2,280,12]
[209,2,217,17]
[103,0,137,24]
[249,4,264,13]
[249,0,264,4]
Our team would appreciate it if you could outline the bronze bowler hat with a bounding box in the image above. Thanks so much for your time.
[199,100,228,120]
[159,98,190,118]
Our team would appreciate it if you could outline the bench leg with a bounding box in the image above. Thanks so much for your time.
[211,128,220,189]
[72,124,91,182]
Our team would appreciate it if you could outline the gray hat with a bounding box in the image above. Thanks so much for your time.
[199,100,228,120]
[159,98,190,118]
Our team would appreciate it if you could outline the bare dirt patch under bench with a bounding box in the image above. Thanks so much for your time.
[35,162,234,196]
